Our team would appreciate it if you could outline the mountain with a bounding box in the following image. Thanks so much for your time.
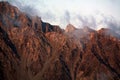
[65,24,77,33]
[0,2,120,80]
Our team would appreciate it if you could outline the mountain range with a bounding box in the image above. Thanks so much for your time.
[0,2,120,80]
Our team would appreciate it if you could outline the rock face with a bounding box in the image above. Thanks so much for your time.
[0,2,120,80]
[65,24,77,33]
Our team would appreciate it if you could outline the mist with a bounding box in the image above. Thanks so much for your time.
[0,0,120,34]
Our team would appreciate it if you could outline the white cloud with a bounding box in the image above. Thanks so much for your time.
[0,0,120,33]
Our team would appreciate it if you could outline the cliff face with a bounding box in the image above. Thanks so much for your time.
[0,2,120,80]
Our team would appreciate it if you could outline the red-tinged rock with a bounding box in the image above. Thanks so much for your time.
[0,1,120,80]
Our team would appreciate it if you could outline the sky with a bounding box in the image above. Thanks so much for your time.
[1,0,120,31]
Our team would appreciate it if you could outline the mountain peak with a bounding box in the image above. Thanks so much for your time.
[98,28,120,38]
[0,1,20,19]
[65,24,77,32]
[0,2,120,80]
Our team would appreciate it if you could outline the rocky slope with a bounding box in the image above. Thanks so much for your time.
[0,2,120,80]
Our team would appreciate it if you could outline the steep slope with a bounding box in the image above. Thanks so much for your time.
[0,1,120,80]
[0,2,62,80]
[76,30,120,80]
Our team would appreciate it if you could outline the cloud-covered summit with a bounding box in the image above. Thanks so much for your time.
[0,0,120,34]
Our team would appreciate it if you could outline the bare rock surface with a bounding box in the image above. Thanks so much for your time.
[0,2,120,80]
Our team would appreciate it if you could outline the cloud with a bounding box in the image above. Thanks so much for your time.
[59,10,71,27]
[68,12,120,34]
[8,0,41,16]
[64,11,70,23]
[76,15,96,27]
[0,0,120,34]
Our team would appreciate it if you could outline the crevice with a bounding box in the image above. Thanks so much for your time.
[0,27,20,59]
[91,45,120,79]
[59,55,72,80]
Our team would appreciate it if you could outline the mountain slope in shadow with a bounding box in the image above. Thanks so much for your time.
[0,2,120,80]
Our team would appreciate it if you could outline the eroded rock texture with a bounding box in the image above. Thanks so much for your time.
[0,2,120,80]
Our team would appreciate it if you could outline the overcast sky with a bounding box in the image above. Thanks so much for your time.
[1,0,120,30]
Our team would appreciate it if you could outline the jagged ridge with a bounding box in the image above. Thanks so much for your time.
[0,2,120,80]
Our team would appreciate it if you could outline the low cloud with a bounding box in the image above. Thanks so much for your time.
[60,10,71,27]
[8,0,41,16]
[64,11,70,24]
[1,0,120,34]
[68,12,120,34]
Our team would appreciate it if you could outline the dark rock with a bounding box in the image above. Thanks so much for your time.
[0,2,120,80]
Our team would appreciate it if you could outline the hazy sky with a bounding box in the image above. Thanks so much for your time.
[1,0,120,30]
